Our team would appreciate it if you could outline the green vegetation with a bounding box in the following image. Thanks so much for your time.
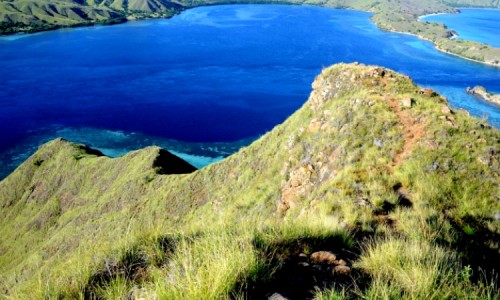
[1,63,499,299]
[1,0,499,65]
[368,0,500,66]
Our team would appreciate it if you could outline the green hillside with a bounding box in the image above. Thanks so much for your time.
[1,63,499,299]
[439,0,500,7]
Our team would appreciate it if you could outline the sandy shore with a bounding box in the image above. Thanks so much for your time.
[418,12,457,20]
[389,28,499,68]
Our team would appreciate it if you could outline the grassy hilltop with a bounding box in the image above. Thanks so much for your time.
[1,63,499,299]
[1,0,499,66]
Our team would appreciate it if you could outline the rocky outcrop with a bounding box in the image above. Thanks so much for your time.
[467,86,500,106]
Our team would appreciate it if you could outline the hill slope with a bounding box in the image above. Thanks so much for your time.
[0,63,499,299]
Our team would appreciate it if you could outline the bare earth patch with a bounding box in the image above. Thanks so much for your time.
[387,97,425,167]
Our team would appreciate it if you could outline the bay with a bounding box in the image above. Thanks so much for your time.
[0,4,499,179]
[422,8,500,47]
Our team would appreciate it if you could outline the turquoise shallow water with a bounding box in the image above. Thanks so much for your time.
[422,8,500,47]
[0,5,499,179]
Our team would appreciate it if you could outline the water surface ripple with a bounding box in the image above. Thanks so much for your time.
[0,5,499,178]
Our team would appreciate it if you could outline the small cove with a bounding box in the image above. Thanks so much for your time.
[422,8,500,47]
[0,4,499,179]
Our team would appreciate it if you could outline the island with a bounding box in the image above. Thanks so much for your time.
[467,85,500,105]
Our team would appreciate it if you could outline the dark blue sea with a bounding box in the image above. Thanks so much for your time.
[0,5,499,178]
[422,8,500,47]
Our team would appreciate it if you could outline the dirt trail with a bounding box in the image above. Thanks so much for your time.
[387,98,425,167]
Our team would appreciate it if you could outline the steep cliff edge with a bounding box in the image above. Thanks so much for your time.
[1,63,498,299]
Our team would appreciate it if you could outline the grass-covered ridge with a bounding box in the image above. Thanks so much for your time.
[0,63,499,299]
[1,0,499,66]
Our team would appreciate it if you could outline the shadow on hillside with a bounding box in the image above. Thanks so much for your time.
[153,149,197,175]
[82,235,182,300]
[232,232,373,300]
[444,214,500,284]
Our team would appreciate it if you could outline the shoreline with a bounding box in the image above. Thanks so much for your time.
[414,11,500,68]
[387,28,499,68]
[435,44,500,67]
[418,12,456,20]
[419,7,500,20]
[1,3,499,68]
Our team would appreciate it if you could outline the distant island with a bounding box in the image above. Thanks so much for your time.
[1,0,499,66]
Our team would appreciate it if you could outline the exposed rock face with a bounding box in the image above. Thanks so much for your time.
[401,97,413,108]
[445,30,458,39]
[278,164,316,213]
[309,65,406,111]
[467,86,500,106]
[441,105,452,115]
[278,63,433,214]
[419,88,438,97]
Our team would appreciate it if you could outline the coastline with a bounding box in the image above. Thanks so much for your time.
[387,28,500,68]
[418,11,456,20]
[413,10,500,68]
[418,7,500,20]
[1,4,499,179]
[1,3,499,67]
[434,44,500,68]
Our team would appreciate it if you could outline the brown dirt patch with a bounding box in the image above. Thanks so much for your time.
[387,98,425,167]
